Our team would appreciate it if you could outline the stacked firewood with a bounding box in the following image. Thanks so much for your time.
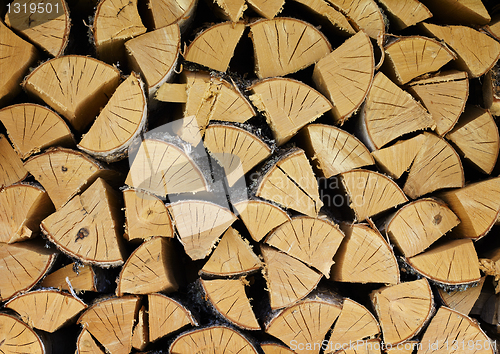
[2,0,500,353]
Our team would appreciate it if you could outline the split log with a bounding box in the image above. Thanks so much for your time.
[246,0,284,19]
[167,200,237,260]
[418,0,490,25]
[376,0,431,29]
[233,199,290,242]
[77,296,140,354]
[406,239,481,286]
[484,15,500,41]
[439,176,500,240]
[327,0,386,39]
[200,226,261,276]
[266,291,342,354]
[23,55,121,131]
[203,123,272,186]
[370,278,434,345]
[148,293,197,342]
[249,17,331,79]
[381,198,460,257]
[0,104,74,159]
[406,70,468,136]
[301,124,374,178]
[359,72,434,150]
[483,63,500,116]
[40,262,103,292]
[41,178,126,267]
[249,77,333,145]
[0,183,53,243]
[24,148,116,210]
[254,148,323,217]
[169,326,259,354]
[445,106,499,175]
[210,0,247,22]
[117,237,179,296]
[265,216,344,277]
[371,134,427,179]
[125,24,181,96]
[92,0,146,64]
[420,23,500,78]
[418,306,494,354]
[146,0,197,31]
[331,223,399,284]
[0,135,28,189]
[78,72,147,162]
[385,342,420,354]
[382,36,456,85]
[312,31,374,124]
[155,83,187,103]
[0,313,47,354]
[261,343,295,354]
[77,329,105,354]
[339,169,408,222]
[261,245,322,310]
[5,289,87,332]
[292,0,356,35]
[200,277,260,330]
[403,132,464,199]
[0,241,57,301]
[0,21,38,106]
[184,21,245,72]
[132,305,148,351]
[438,277,485,316]
[333,340,382,354]
[123,188,174,241]
[5,0,71,57]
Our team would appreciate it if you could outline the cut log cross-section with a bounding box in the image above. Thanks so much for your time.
[0,313,47,354]
[40,262,101,292]
[146,0,197,30]
[293,0,356,35]
[211,0,247,22]
[0,135,28,189]
[438,277,485,316]
[377,0,431,29]
[419,0,491,25]
[247,0,284,19]
[327,0,386,39]
[77,329,105,354]
[132,305,148,351]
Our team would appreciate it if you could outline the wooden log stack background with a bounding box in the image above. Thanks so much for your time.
[3,0,500,353]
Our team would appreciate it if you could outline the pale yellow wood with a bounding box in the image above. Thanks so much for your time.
[332,340,382,354]
[326,299,380,352]
[0,241,57,301]
[131,306,148,351]
[438,277,485,316]
[117,237,178,295]
[204,124,271,186]
[327,0,385,39]
[213,0,247,21]
[417,306,494,354]
[371,134,426,179]
[446,106,499,174]
[125,138,209,197]
[266,295,342,354]
[93,0,146,63]
[340,169,408,222]
[247,0,284,19]
[125,24,180,96]
[407,239,481,285]
[377,0,431,29]
[0,313,45,354]
[371,279,433,345]
[419,0,490,25]
[261,343,295,354]
[0,21,38,106]
[404,132,464,199]
[147,0,197,30]
[170,326,259,353]
[0,183,53,243]
[331,223,399,284]
[483,65,500,116]
[184,22,245,72]
[439,177,500,240]
[265,216,344,277]
[249,18,331,79]
[0,135,28,188]
[23,55,121,131]
[250,78,332,145]
[6,0,70,57]
[0,104,74,159]
[40,262,96,292]
[256,148,323,217]
[155,83,187,103]
[421,23,500,78]
[385,342,420,354]
[77,329,105,354]
[407,70,469,136]
[123,189,173,241]
[201,227,261,276]
[77,296,140,354]
[167,200,237,260]
[293,0,355,34]
[5,289,87,332]
[148,293,196,342]
[201,278,260,330]
[384,198,460,257]
[233,200,291,242]
[24,147,115,210]
[302,124,374,178]
[261,245,322,310]
[313,31,374,124]
[41,178,126,266]
[383,36,456,85]
[360,72,435,150]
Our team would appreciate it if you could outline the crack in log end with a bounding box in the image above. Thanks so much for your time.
[75,228,89,242]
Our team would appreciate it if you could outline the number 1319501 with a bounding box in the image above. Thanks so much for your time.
[7,2,59,14]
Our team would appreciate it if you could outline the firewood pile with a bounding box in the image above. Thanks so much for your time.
[2,0,500,353]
